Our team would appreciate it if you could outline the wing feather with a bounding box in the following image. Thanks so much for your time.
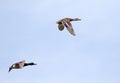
[62,21,76,36]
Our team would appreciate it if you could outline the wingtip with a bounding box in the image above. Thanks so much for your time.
[72,33,76,36]
[8,69,11,72]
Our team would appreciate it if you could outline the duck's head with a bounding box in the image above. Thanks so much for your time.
[73,18,81,21]
[29,62,37,65]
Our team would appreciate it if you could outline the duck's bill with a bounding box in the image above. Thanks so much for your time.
[33,63,37,65]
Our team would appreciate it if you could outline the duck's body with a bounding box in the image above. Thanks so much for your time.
[56,18,81,36]
[8,60,36,72]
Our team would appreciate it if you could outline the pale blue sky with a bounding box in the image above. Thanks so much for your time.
[0,0,120,83]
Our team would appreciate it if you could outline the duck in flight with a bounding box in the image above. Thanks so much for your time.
[56,18,81,36]
[8,60,37,72]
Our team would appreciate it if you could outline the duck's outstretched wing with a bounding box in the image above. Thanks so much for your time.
[62,21,76,36]
[8,66,13,72]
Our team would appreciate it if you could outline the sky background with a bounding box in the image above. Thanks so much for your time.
[0,0,120,83]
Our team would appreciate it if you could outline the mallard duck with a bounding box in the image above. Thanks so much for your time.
[8,60,37,72]
[56,18,81,36]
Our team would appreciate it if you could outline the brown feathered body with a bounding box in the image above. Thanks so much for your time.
[56,18,81,36]
[8,60,36,72]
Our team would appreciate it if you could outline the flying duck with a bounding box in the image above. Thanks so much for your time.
[8,60,37,72]
[56,18,81,36]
